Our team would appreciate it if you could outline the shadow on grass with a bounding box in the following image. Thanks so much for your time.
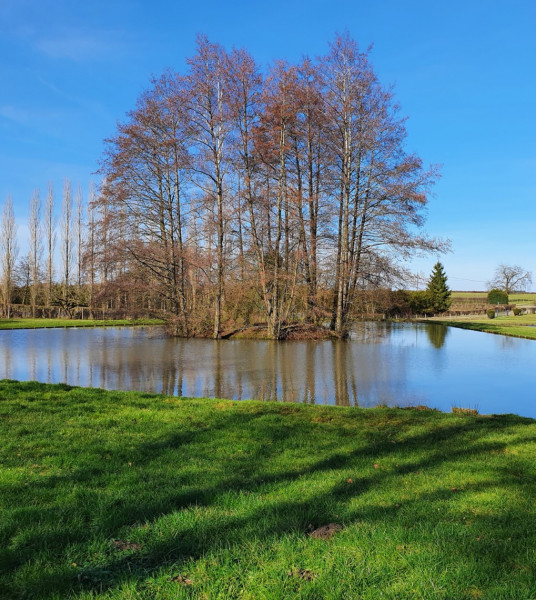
[1,383,536,598]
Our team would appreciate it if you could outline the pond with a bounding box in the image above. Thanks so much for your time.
[0,322,535,417]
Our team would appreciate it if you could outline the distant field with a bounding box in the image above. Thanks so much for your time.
[0,318,163,330]
[431,313,536,340]
[451,292,536,306]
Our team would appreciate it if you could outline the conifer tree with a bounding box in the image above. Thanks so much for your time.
[426,262,451,313]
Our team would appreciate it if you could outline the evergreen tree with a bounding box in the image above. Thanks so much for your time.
[426,262,451,313]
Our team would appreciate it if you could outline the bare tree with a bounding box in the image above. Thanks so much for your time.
[75,184,84,291]
[322,33,442,336]
[93,32,445,338]
[188,34,231,339]
[489,264,532,295]
[28,188,42,316]
[86,181,97,312]
[99,72,195,334]
[1,196,18,317]
[61,179,73,303]
[44,182,56,308]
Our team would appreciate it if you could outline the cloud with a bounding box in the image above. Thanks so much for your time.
[35,30,126,62]
[0,105,31,125]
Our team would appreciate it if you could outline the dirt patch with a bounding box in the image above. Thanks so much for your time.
[112,539,142,551]
[288,567,317,581]
[308,523,343,539]
[170,574,194,586]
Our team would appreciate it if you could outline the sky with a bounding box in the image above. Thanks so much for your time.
[1,0,535,291]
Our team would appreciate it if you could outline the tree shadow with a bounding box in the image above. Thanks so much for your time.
[2,402,536,598]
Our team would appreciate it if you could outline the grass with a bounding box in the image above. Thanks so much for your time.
[451,292,536,306]
[0,318,163,330]
[2,380,536,599]
[430,314,536,340]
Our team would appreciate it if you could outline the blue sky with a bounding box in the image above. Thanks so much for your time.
[1,0,535,290]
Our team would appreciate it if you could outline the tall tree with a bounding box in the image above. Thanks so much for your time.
[86,181,97,312]
[75,184,84,292]
[99,72,194,334]
[426,261,451,313]
[322,33,441,336]
[257,60,302,338]
[44,182,56,309]
[1,196,18,317]
[61,179,73,303]
[188,34,230,339]
[28,188,42,316]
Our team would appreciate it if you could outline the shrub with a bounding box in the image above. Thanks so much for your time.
[513,308,522,316]
[486,309,496,319]
[452,407,479,416]
[487,288,508,304]
[409,290,433,315]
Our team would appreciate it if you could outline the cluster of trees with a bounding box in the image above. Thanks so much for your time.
[93,33,442,338]
[0,34,448,335]
[0,183,100,318]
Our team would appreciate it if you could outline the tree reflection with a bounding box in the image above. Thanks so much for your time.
[426,324,449,349]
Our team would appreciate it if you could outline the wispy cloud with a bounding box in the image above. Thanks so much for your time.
[35,30,126,62]
[0,105,31,125]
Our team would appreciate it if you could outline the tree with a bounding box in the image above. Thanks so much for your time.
[488,264,532,295]
[61,179,73,303]
[1,196,18,317]
[188,35,231,339]
[322,33,442,336]
[99,71,195,335]
[44,182,56,309]
[426,261,451,313]
[75,183,84,291]
[28,188,42,316]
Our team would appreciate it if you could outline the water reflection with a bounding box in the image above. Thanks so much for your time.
[1,324,536,416]
[426,324,449,349]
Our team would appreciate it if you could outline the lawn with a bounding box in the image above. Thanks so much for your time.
[0,318,163,330]
[1,380,536,599]
[431,314,536,340]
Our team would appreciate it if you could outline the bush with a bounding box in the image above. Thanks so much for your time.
[513,308,522,316]
[409,290,433,315]
[486,309,496,319]
[487,289,508,304]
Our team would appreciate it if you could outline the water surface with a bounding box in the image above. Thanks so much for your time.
[1,323,535,416]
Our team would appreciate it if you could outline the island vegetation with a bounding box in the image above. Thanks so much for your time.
[0,33,446,340]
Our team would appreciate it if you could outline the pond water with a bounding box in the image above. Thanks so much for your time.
[0,322,535,417]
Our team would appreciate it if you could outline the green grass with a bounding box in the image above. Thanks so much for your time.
[2,381,536,599]
[0,318,163,330]
[431,314,536,340]
[451,292,489,299]
[451,292,536,306]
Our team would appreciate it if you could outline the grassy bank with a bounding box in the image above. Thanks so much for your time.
[430,314,536,340]
[2,381,536,598]
[0,318,163,330]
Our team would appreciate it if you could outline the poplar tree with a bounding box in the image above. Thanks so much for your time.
[28,188,41,316]
[1,196,18,317]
